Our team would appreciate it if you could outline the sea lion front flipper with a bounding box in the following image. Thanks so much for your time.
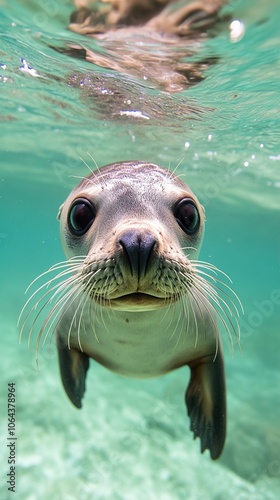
[185,347,226,460]
[57,343,90,409]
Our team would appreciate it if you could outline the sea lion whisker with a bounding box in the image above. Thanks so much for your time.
[68,289,91,352]
[24,258,85,292]
[27,268,86,336]
[90,300,101,344]
[192,276,221,305]
[79,152,108,188]
[163,278,177,309]
[192,263,242,308]
[193,270,234,297]
[89,282,110,333]
[164,158,173,185]
[175,276,199,348]
[188,284,208,337]
[161,299,175,329]
[38,275,85,334]
[170,157,185,178]
[81,268,97,291]
[161,158,184,190]
[191,280,235,350]
[35,282,84,363]
[190,271,227,303]
[166,272,186,336]
[70,174,94,185]
[187,283,219,358]
[172,172,187,181]
[190,261,220,271]
[102,273,114,300]
[19,274,80,344]
[45,281,84,353]
[49,256,86,269]
[160,274,180,326]
[87,152,105,182]
[181,246,198,254]
[99,301,109,332]
[42,267,84,293]
[212,280,244,316]
[84,285,100,343]
[191,261,235,284]
[172,303,185,352]
[183,283,207,347]
[40,272,86,309]
[87,284,97,326]
[17,260,85,325]
[180,267,237,348]
[82,268,102,290]
[194,274,242,323]
[167,290,183,340]
[48,286,89,352]
[77,156,97,183]
[171,280,186,316]
[189,286,222,358]
[192,276,237,328]
[204,280,242,322]
[89,286,103,326]
[18,266,82,328]
[81,155,95,175]
[41,282,84,352]
[192,268,221,283]
[181,295,190,341]
[212,307,235,352]
[159,278,170,309]
[189,291,199,348]
[184,291,192,337]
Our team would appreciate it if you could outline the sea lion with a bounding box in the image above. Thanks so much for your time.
[19,161,242,459]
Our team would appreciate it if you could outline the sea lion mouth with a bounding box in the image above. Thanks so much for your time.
[117,292,166,303]
[98,292,174,311]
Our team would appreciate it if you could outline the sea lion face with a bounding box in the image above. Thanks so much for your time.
[58,161,205,311]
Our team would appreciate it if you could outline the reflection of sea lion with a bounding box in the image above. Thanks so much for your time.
[57,0,227,93]
[19,161,242,459]
[49,0,227,121]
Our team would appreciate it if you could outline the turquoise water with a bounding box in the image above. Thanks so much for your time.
[1,0,280,498]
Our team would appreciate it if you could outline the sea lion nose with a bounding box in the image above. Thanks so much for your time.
[119,231,157,278]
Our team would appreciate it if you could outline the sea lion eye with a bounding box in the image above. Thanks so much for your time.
[174,198,200,235]
[68,198,95,236]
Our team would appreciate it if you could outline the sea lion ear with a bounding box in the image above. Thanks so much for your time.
[185,341,226,460]
[57,204,64,221]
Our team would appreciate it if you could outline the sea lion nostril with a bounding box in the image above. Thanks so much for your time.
[119,231,157,278]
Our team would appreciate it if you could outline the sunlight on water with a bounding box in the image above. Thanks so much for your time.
[0,0,279,498]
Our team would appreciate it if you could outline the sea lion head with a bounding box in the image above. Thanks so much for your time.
[58,161,205,311]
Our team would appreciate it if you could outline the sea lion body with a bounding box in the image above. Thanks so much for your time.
[55,161,227,459]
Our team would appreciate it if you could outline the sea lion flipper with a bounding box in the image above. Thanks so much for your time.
[57,343,90,409]
[185,348,226,460]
